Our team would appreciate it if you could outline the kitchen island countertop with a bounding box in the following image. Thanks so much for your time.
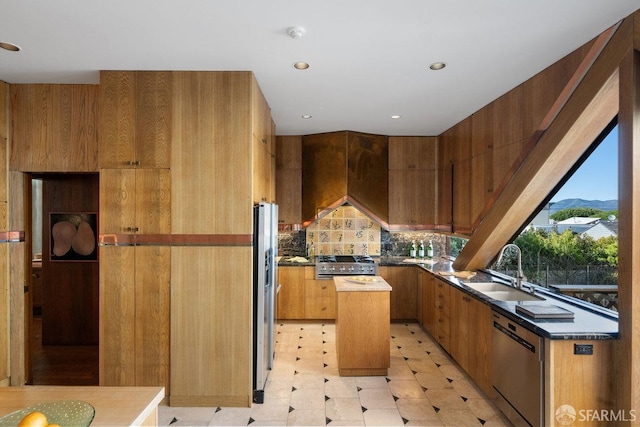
[0,386,164,426]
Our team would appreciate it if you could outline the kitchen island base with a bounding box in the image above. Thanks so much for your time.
[334,276,391,376]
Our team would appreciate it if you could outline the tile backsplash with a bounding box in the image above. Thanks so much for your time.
[277,206,446,259]
[305,206,381,255]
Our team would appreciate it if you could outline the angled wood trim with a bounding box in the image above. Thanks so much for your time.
[453,17,630,271]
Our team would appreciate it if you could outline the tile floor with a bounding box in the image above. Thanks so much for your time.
[159,322,512,426]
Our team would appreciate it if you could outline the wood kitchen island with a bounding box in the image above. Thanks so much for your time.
[334,276,391,376]
[0,386,164,426]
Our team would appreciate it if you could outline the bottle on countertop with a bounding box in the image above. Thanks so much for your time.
[410,240,417,258]
[418,240,425,258]
[308,242,315,258]
[427,240,434,259]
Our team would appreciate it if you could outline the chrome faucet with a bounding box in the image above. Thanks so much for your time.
[496,243,524,290]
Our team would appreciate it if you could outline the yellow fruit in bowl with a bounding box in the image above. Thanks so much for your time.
[17,411,48,427]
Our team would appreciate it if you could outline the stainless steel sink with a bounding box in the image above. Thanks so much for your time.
[463,282,544,301]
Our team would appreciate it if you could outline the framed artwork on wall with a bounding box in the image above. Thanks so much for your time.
[50,212,98,261]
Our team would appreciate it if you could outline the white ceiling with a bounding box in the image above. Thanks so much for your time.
[1,1,639,136]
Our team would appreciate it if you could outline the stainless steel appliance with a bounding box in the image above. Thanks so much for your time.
[253,202,278,404]
[315,255,378,279]
[492,311,544,426]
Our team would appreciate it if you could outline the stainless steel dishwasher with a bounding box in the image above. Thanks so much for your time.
[492,311,544,427]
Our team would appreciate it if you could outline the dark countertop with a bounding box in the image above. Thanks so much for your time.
[278,255,619,340]
[379,256,619,340]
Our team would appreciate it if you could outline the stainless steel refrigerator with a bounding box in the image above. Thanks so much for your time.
[252,202,278,403]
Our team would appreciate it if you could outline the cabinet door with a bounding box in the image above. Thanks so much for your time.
[135,169,171,235]
[277,267,306,319]
[99,71,171,169]
[419,271,436,332]
[134,246,170,390]
[305,279,336,319]
[100,169,136,234]
[468,298,492,395]
[100,245,170,392]
[100,169,170,235]
[449,287,470,372]
[389,169,437,226]
[100,245,136,386]
[383,267,418,320]
[434,280,450,352]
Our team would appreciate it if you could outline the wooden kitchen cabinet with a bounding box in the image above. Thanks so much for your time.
[388,137,438,228]
[275,136,302,225]
[252,82,275,204]
[433,279,451,352]
[99,169,171,235]
[449,286,471,371]
[277,267,306,319]
[99,71,172,169]
[305,267,335,319]
[99,245,170,394]
[419,270,437,333]
[10,84,99,172]
[380,266,418,321]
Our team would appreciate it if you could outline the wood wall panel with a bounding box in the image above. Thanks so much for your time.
[135,169,171,235]
[9,242,26,386]
[454,19,625,270]
[276,136,302,170]
[301,132,348,222]
[170,246,253,407]
[347,132,389,222]
[171,72,253,235]
[0,81,7,386]
[10,85,98,172]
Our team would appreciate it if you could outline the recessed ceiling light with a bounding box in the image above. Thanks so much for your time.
[429,62,446,70]
[0,42,20,52]
[293,62,310,70]
[391,115,401,119]
[301,115,312,119]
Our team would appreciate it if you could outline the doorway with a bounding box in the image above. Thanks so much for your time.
[28,173,99,385]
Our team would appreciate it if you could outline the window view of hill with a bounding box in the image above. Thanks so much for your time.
[497,124,619,311]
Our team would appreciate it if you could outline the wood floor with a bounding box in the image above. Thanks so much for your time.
[29,316,98,386]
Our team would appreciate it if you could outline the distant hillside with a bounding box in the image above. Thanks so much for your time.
[550,198,618,214]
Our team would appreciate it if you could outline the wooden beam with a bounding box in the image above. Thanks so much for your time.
[614,10,640,418]
[453,17,630,271]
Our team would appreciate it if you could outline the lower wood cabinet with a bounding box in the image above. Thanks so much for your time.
[99,245,170,394]
[433,279,451,352]
[379,266,418,321]
[419,270,437,334]
[277,266,335,320]
[450,286,492,395]
[277,267,305,319]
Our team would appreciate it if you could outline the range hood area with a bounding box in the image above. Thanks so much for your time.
[301,131,389,229]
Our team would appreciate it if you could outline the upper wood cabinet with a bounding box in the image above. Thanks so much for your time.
[252,83,275,204]
[99,71,172,169]
[100,169,171,235]
[10,84,99,172]
[388,137,438,228]
[276,136,302,225]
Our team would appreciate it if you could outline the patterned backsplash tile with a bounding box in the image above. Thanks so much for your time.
[305,206,381,255]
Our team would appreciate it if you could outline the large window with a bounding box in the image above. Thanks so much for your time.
[495,122,618,311]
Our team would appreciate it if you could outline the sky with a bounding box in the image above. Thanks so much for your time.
[551,125,618,202]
